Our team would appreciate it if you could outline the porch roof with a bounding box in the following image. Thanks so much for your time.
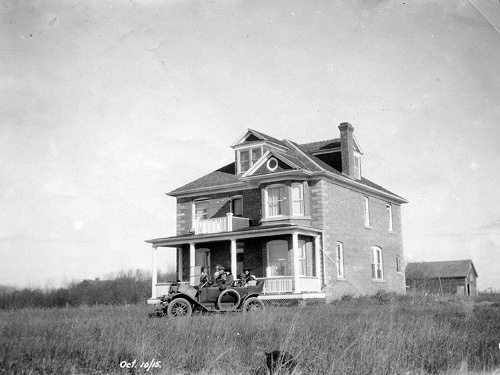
[145,224,323,247]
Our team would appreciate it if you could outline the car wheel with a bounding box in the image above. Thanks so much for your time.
[243,297,265,313]
[167,298,192,318]
[216,289,241,311]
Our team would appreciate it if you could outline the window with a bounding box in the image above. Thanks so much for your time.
[371,246,383,280]
[267,157,278,171]
[364,197,370,227]
[386,204,393,232]
[336,242,344,279]
[251,148,262,166]
[231,197,243,217]
[396,255,401,273]
[291,183,304,216]
[298,239,315,276]
[266,240,290,277]
[267,185,286,217]
[239,150,250,172]
[238,147,262,173]
[194,200,208,221]
[354,155,361,179]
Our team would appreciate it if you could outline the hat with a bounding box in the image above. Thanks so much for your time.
[243,267,251,272]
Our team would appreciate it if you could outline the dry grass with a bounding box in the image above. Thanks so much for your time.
[1,294,499,374]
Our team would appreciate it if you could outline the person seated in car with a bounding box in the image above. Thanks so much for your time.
[237,272,247,286]
[198,266,211,290]
[243,267,257,285]
[225,268,234,286]
[214,266,227,290]
[213,265,224,282]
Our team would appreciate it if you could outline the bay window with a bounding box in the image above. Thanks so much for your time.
[292,183,304,215]
[267,185,286,217]
[264,182,306,218]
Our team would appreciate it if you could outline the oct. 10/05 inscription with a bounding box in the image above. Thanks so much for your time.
[119,359,161,371]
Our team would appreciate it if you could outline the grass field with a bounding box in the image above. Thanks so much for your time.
[1,293,500,375]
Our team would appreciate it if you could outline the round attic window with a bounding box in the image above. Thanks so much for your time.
[267,157,278,171]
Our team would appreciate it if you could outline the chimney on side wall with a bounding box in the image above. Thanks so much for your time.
[338,122,355,178]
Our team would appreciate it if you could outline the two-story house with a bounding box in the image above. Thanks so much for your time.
[146,123,408,303]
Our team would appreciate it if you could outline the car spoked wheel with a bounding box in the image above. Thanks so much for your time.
[167,298,192,318]
[243,297,265,313]
[216,289,241,311]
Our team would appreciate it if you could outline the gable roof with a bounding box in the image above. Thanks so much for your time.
[231,128,288,149]
[405,260,478,279]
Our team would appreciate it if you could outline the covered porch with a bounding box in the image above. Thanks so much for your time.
[145,225,326,304]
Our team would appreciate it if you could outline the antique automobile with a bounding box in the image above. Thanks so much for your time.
[151,280,265,318]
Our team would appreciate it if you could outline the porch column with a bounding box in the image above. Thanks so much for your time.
[151,245,158,298]
[189,242,196,286]
[292,232,300,293]
[315,236,322,291]
[230,239,237,276]
[177,247,183,281]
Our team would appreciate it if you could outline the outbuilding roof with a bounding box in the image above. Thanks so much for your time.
[405,260,478,279]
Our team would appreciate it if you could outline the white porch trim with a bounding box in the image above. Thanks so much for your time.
[230,239,237,277]
[189,242,195,286]
[292,233,300,293]
[151,245,157,299]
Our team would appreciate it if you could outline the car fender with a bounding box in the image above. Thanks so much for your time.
[169,293,207,311]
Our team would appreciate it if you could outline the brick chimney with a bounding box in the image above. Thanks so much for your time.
[338,122,355,178]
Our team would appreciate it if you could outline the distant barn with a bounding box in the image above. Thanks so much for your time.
[405,260,478,296]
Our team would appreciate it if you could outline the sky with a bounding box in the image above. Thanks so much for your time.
[1,0,499,291]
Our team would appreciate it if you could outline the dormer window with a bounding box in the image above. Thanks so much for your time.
[237,147,262,174]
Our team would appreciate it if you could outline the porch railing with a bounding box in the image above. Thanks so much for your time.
[259,277,294,294]
[195,213,251,234]
[258,276,321,294]
[196,217,228,234]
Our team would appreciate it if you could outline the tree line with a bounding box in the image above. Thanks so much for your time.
[0,269,175,309]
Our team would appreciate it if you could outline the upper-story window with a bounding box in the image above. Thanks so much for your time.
[231,196,243,217]
[264,183,306,218]
[194,200,208,223]
[386,204,393,232]
[363,196,370,227]
[291,183,304,215]
[266,185,286,217]
[238,147,262,173]
[354,153,361,179]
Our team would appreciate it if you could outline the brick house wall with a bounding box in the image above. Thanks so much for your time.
[310,178,405,300]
